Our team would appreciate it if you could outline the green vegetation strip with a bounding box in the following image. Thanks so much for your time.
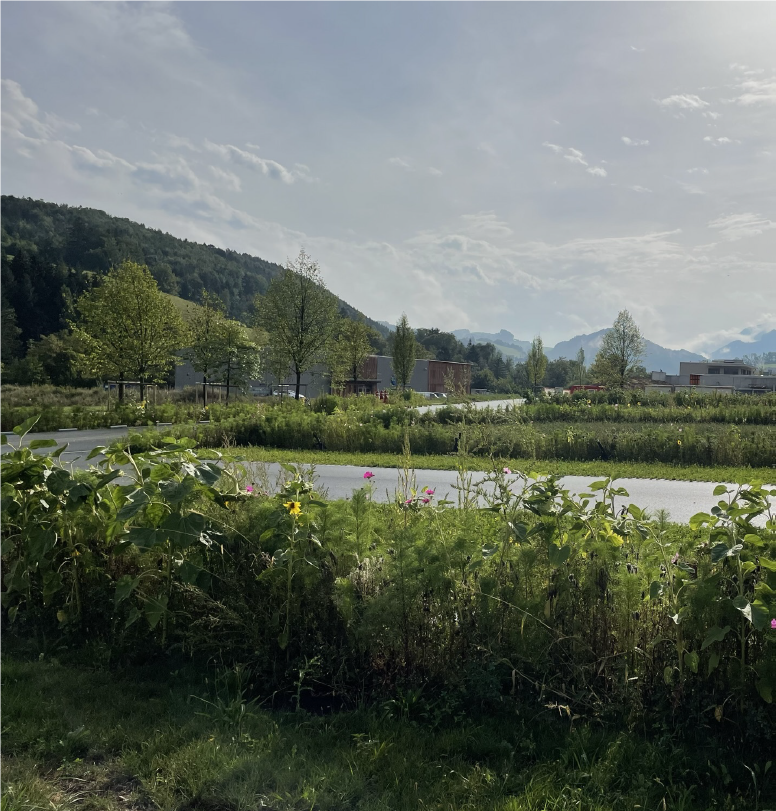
[1,655,765,811]
[232,446,776,483]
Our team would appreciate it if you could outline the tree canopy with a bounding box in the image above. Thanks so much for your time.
[589,310,647,389]
[391,313,417,390]
[255,250,339,399]
[72,261,187,400]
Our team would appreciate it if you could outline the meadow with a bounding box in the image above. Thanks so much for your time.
[2,418,776,810]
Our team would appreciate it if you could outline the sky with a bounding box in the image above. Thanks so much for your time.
[2,2,775,353]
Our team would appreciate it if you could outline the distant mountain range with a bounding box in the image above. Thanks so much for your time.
[453,328,706,375]
[711,329,776,360]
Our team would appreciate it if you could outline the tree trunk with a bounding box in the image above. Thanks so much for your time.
[139,376,146,403]
[202,376,208,408]
[118,372,125,403]
[225,360,231,405]
[295,367,302,400]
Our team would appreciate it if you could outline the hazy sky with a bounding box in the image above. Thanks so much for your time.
[2,2,775,351]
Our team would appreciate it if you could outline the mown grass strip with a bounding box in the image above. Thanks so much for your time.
[229,446,776,483]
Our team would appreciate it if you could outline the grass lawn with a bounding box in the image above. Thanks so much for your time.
[228,446,776,484]
[2,654,767,811]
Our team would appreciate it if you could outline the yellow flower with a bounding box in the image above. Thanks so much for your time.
[284,500,302,516]
[677,440,682,446]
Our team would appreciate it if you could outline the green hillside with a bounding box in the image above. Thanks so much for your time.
[0,195,390,348]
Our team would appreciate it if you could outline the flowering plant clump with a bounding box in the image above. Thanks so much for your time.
[246,485,254,493]
[402,486,437,510]
[284,500,302,516]
[363,471,375,479]
[772,618,776,630]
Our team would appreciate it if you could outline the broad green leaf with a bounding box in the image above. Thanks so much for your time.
[28,439,58,450]
[588,479,609,491]
[144,594,168,630]
[45,468,73,496]
[649,580,664,600]
[711,543,743,563]
[689,512,712,531]
[713,485,729,497]
[663,666,674,686]
[67,482,94,506]
[160,511,206,549]
[125,605,142,629]
[27,527,57,565]
[159,477,197,505]
[684,650,699,674]
[86,446,107,460]
[707,651,720,677]
[548,543,571,567]
[1,434,9,445]
[116,489,151,521]
[126,527,159,550]
[13,415,40,438]
[701,625,731,650]
[114,574,140,606]
[756,679,773,703]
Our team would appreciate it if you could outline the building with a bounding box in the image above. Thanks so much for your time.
[174,355,471,398]
[646,359,776,395]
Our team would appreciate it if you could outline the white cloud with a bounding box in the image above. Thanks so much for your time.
[477,141,497,156]
[687,167,709,174]
[428,166,443,176]
[703,136,740,145]
[628,185,651,193]
[544,142,607,177]
[707,212,776,241]
[388,156,412,170]
[204,139,311,183]
[656,94,709,110]
[621,136,649,146]
[733,77,776,106]
[2,79,79,139]
[702,111,722,120]
[209,165,241,191]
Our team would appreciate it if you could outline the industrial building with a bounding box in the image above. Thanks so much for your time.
[175,355,471,398]
[645,359,776,395]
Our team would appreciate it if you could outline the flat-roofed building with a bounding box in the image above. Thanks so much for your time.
[647,359,776,394]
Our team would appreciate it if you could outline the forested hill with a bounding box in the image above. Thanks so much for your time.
[0,195,390,347]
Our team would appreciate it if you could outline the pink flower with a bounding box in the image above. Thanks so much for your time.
[422,498,430,504]
[771,618,776,630]
[404,498,413,505]
[363,471,375,479]
[424,487,435,495]
[671,552,679,564]
[503,467,512,475]
[246,485,254,493]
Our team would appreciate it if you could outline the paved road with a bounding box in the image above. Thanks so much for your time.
[9,425,172,459]
[7,425,771,524]
[416,397,525,415]
[246,462,767,524]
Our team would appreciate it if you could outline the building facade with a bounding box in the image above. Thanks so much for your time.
[646,359,776,395]
[174,355,472,398]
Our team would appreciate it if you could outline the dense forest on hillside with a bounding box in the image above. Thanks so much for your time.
[1,196,581,392]
[0,195,389,347]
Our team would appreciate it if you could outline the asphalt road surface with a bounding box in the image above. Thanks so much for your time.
[247,462,765,525]
[9,426,770,524]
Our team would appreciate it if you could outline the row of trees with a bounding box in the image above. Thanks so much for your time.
[3,239,649,399]
[26,252,406,404]
[519,312,646,392]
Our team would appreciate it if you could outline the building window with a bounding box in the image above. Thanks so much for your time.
[723,368,738,375]
[708,367,720,374]
[690,374,700,386]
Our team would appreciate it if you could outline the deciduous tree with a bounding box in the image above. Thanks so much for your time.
[391,313,416,390]
[256,250,338,400]
[328,317,376,394]
[72,261,187,401]
[187,290,228,408]
[589,310,646,389]
[525,336,548,390]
